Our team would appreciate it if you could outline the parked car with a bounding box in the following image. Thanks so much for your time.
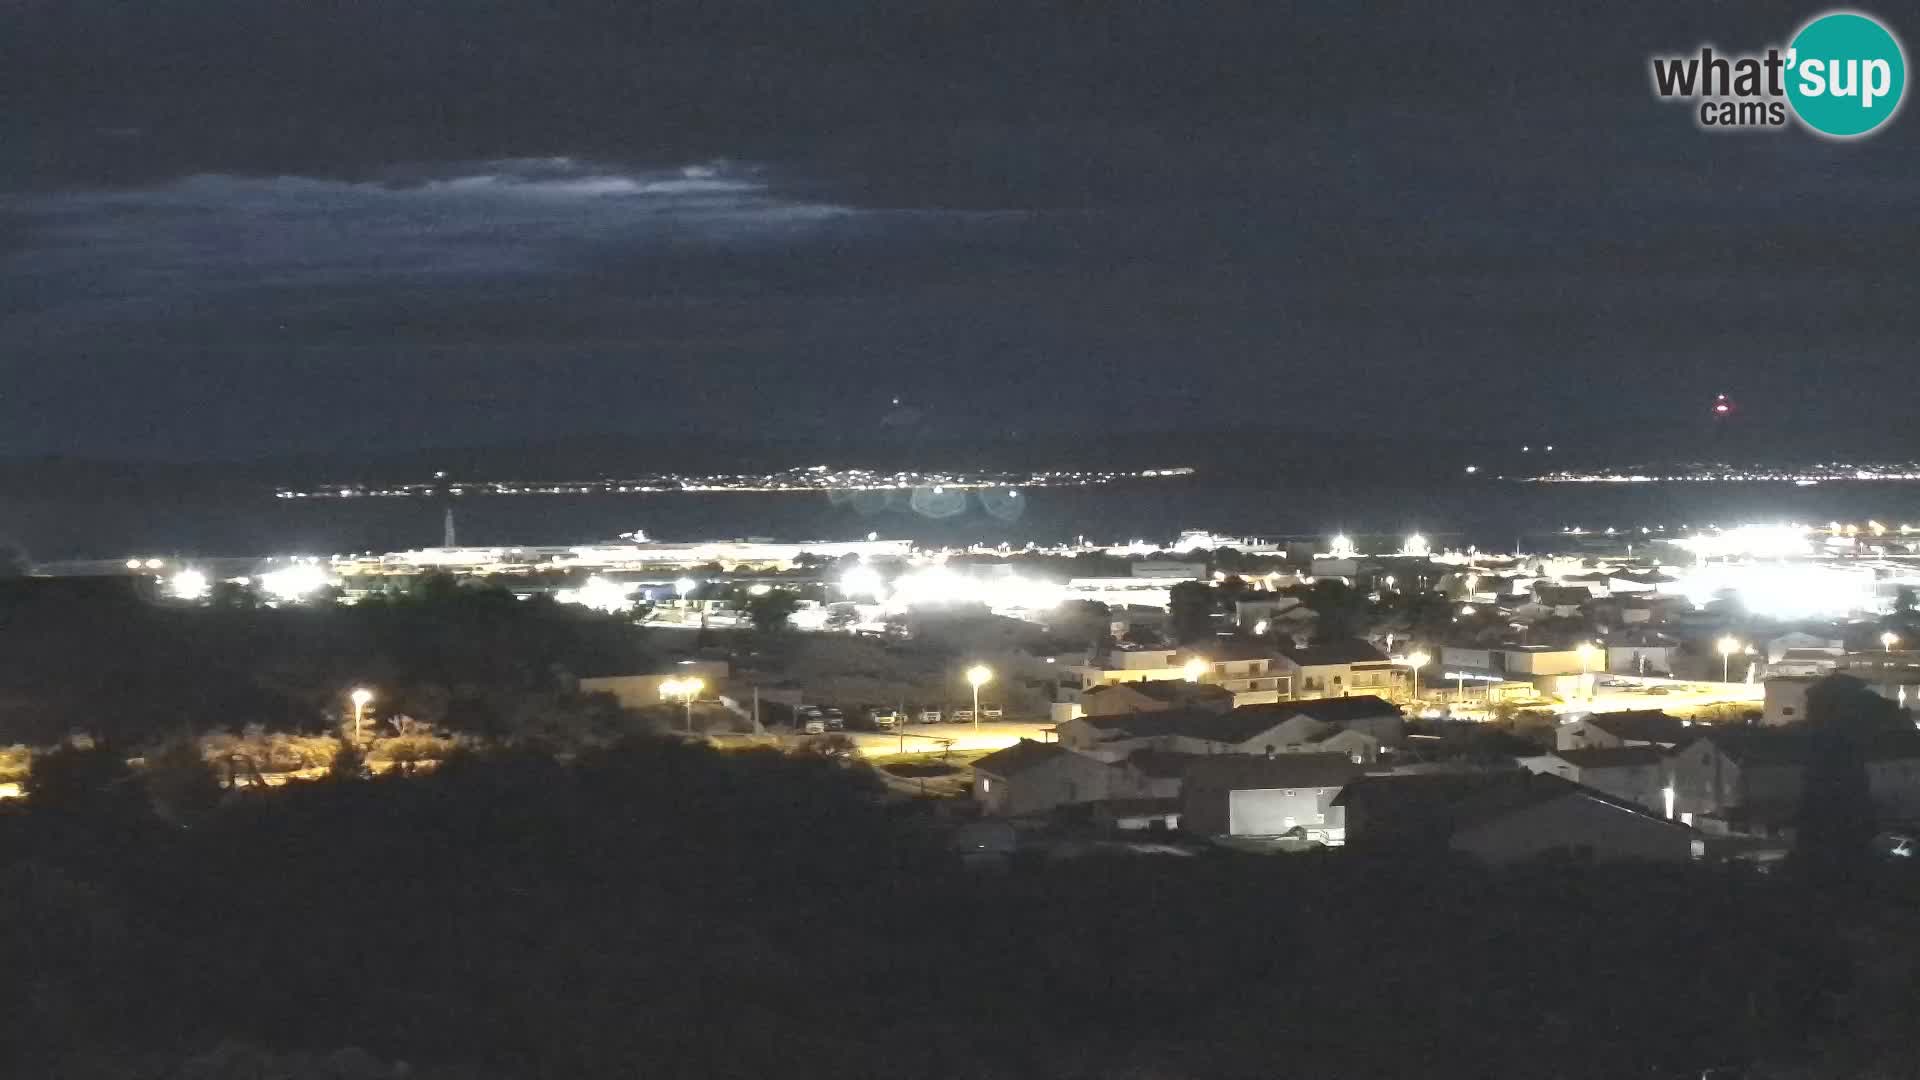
[952,708,975,723]
[800,716,827,735]
[820,707,846,731]
[869,708,901,730]
[918,707,943,724]
[981,705,1004,719]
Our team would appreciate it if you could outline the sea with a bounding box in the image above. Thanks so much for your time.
[11,479,1920,562]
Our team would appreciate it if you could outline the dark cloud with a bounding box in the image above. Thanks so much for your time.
[2,1,1917,458]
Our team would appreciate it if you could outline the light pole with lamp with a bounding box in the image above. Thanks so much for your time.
[1716,635,1742,684]
[350,687,374,744]
[1405,651,1430,704]
[662,676,704,733]
[1575,642,1599,701]
[1883,630,1901,653]
[966,664,993,733]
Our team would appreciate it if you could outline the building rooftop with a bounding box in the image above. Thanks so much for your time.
[1581,709,1689,746]
[1184,753,1365,793]
[1335,770,1677,847]
[1241,695,1401,726]
[1537,746,1666,770]
[1080,701,1390,746]
[972,739,1069,779]
[1282,639,1390,666]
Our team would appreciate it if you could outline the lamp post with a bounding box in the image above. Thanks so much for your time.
[1406,651,1430,703]
[966,664,992,732]
[1576,642,1599,700]
[662,676,704,733]
[1182,656,1208,683]
[350,687,373,744]
[1716,635,1741,683]
[1883,630,1900,653]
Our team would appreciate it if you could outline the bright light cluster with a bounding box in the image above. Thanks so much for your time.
[847,565,1064,616]
[167,568,210,601]
[556,575,639,613]
[1671,561,1878,619]
[1667,525,1812,560]
[258,563,332,602]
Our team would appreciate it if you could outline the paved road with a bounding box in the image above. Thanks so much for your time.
[1556,680,1764,715]
[849,721,1054,758]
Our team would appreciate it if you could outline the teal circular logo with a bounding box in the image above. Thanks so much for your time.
[1786,12,1906,137]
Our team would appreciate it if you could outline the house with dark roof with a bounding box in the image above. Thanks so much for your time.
[1056,698,1401,762]
[971,740,1120,817]
[1182,753,1366,840]
[1669,729,1920,825]
[1274,639,1398,700]
[1241,695,1406,745]
[1554,710,1689,751]
[1518,747,1668,814]
[1530,584,1596,616]
[1111,749,1198,800]
[1334,771,1695,864]
[1081,680,1234,718]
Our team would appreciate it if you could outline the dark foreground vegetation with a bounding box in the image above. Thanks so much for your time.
[5,736,1920,1079]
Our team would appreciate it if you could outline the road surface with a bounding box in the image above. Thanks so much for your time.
[849,721,1054,758]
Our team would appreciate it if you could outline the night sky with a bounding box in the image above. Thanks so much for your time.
[4,1,1917,460]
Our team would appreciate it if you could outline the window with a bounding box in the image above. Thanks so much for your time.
[1782,707,1796,717]
[981,778,991,792]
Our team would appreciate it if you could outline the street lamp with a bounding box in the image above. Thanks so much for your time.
[1182,656,1209,683]
[1884,630,1901,652]
[966,664,993,732]
[1405,651,1430,702]
[350,687,374,743]
[1716,635,1742,683]
[662,676,704,733]
[1575,642,1599,700]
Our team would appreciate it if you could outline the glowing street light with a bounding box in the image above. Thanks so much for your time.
[1884,630,1901,652]
[168,567,210,602]
[1253,619,1270,637]
[1182,656,1209,683]
[1716,635,1743,683]
[661,676,705,733]
[350,687,374,743]
[1404,651,1430,702]
[673,577,698,598]
[966,664,993,732]
[1576,642,1600,701]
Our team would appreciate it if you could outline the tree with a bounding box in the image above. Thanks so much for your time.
[208,580,259,609]
[1167,581,1215,643]
[26,741,138,816]
[1297,579,1369,643]
[744,590,802,635]
[141,737,222,822]
[1053,599,1112,650]
[1792,674,1901,892]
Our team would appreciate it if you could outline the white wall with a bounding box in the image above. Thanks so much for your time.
[1226,787,1344,837]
